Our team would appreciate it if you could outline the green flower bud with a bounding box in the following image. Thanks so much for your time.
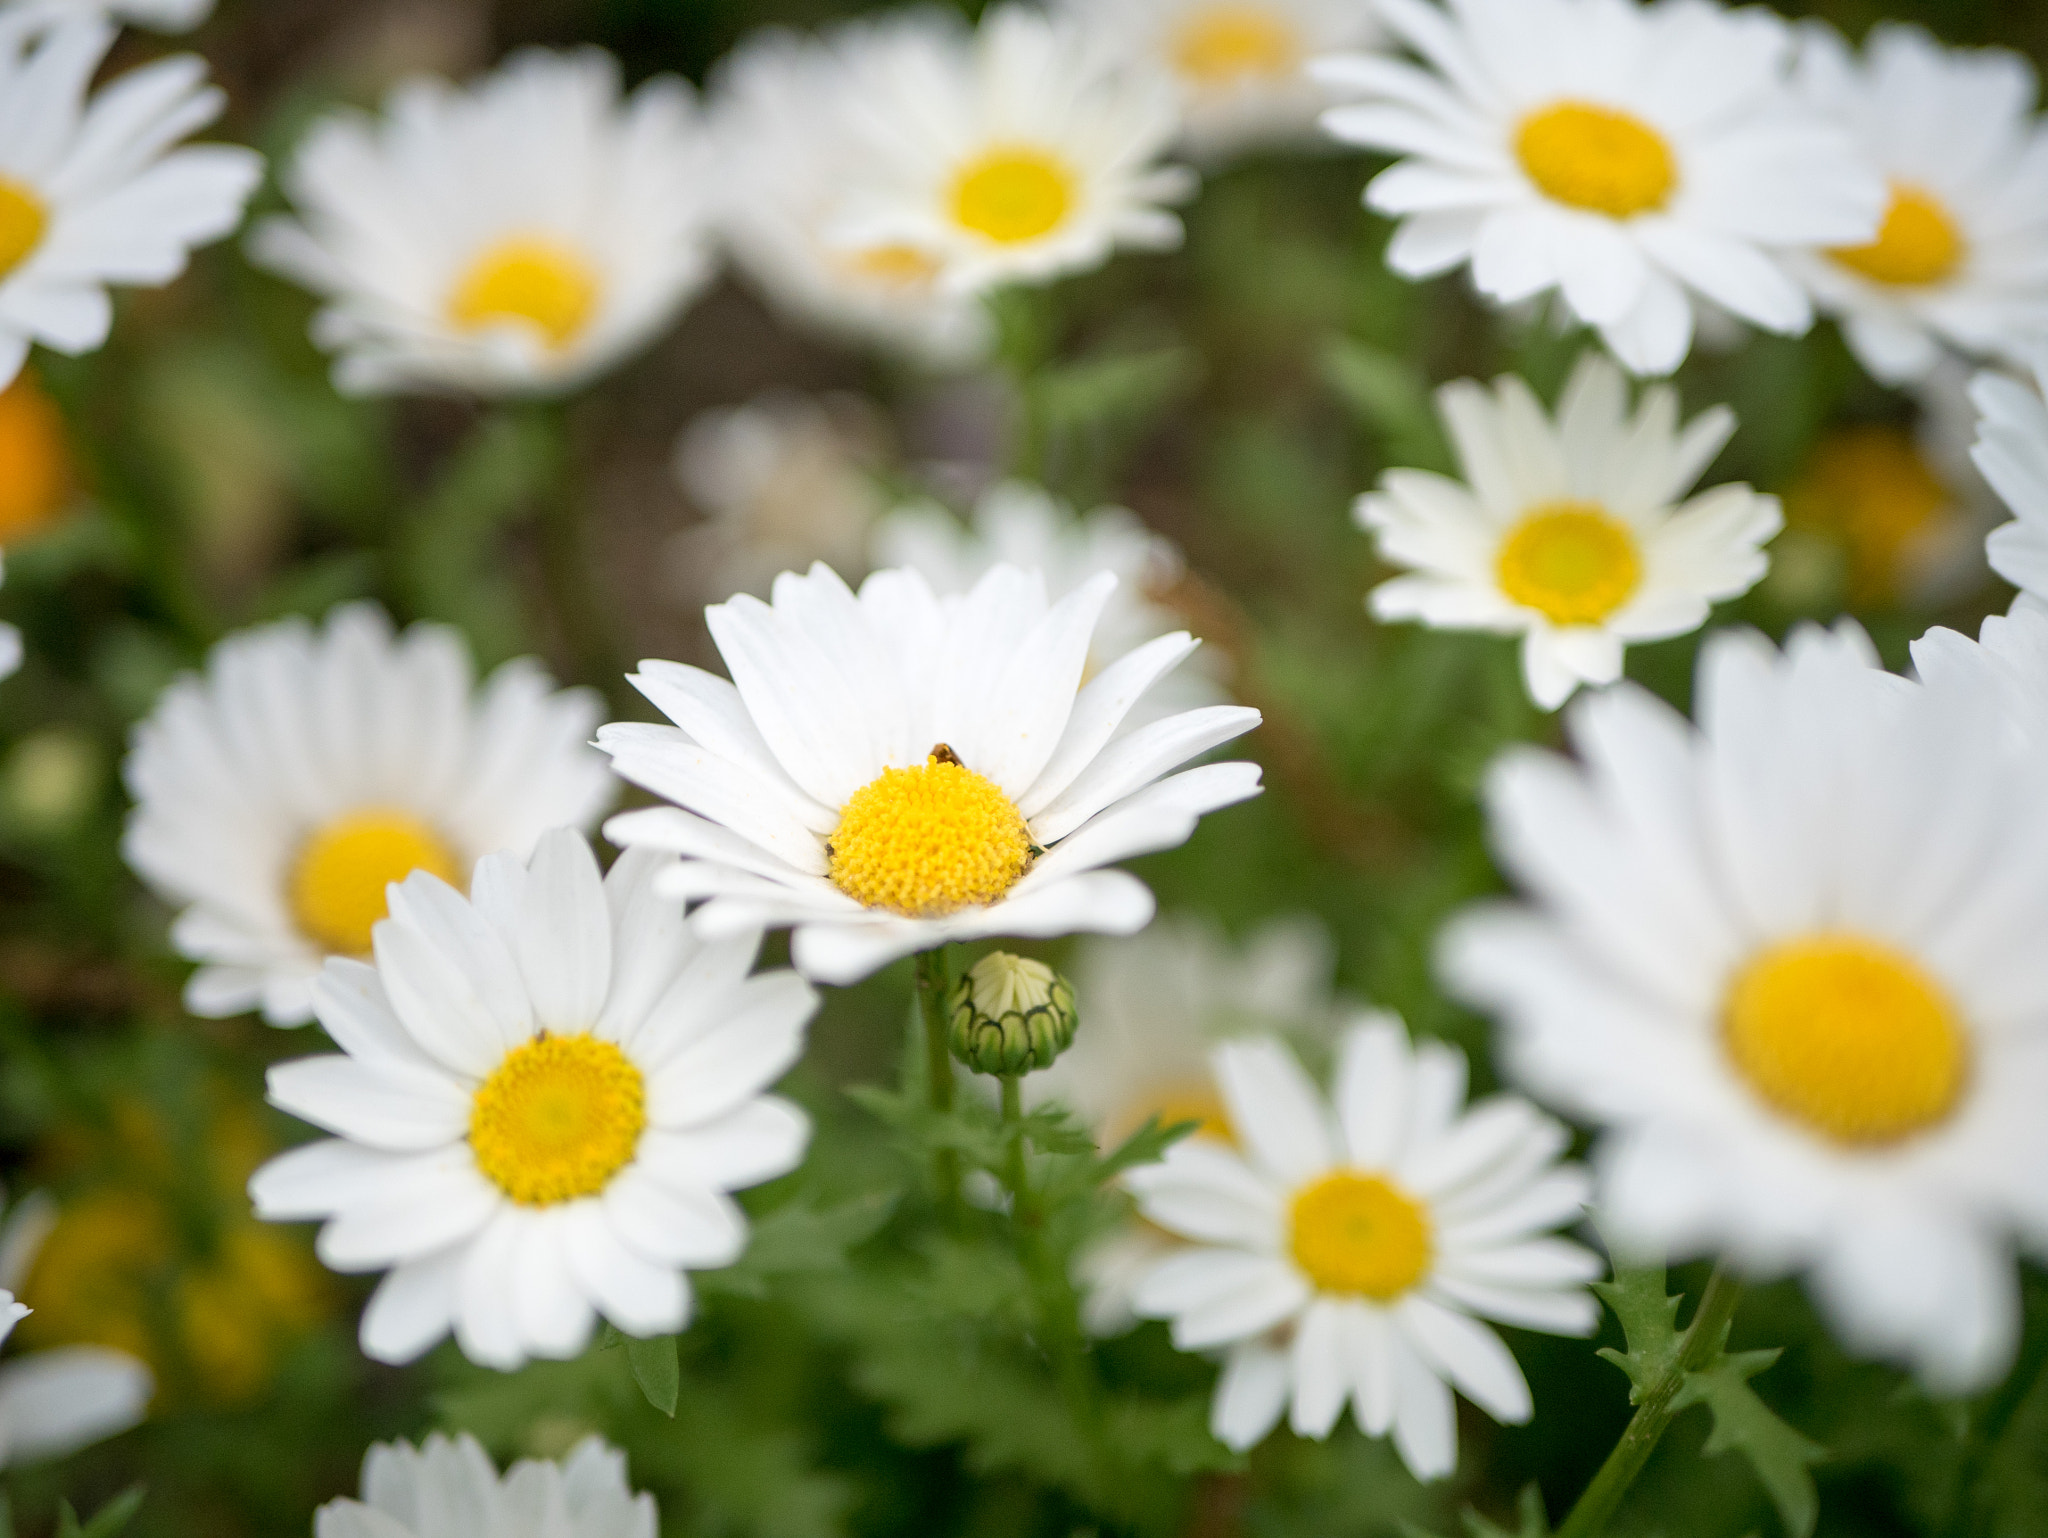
[946,952,1079,1077]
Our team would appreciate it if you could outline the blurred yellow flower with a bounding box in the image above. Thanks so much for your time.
[0,369,72,545]
[1785,424,1963,608]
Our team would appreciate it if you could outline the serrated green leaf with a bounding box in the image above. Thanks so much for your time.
[626,1333,680,1417]
[1103,1394,1245,1477]
[1019,1105,1095,1157]
[1675,1351,1825,1538]
[1592,1265,1687,1401]
[1092,1114,1196,1182]
[700,1190,899,1299]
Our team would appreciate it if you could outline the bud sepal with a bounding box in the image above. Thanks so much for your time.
[946,952,1078,1077]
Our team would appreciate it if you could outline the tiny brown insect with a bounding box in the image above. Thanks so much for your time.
[930,743,964,767]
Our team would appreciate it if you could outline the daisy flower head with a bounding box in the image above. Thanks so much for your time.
[122,603,614,1027]
[250,831,817,1370]
[1969,350,2048,602]
[1785,23,2048,386]
[598,561,1264,986]
[827,5,1199,296]
[252,48,715,398]
[0,14,261,389]
[1125,1019,1599,1477]
[318,1433,654,1538]
[1442,622,2048,1392]
[1314,0,1886,376]
[1358,351,1782,710]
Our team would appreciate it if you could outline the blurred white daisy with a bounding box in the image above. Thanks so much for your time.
[251,832,816,1370]
[599,561,1262,986]
[0,15,261,388]
[1970,351,2048,602]
[252,48,715,397]
[317,1433,654,1538]
[3,0,212,32]
[1059,0,1381,159]
[1786,23,2048,386]
[0,1190,153,1470]
[1126,1021,1598,1476]
[1315,0,1884,375]
[1027,913,1345,1333]
[1442,622,2048,1392]
[707,16,992,365]
[828,4,1197,296]
[122,602,613,1027]
[1358,352,1781,710]
[872,480,1230,715]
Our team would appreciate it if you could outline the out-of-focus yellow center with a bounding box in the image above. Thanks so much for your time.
[1829,184,1964,288]
[1289,1170,1432,1300]
[289,810,459,956]
[1724,935,1969,1146]
[447,237,601,349]
[470,1034,647,1206]
[949,148,1076,245]
[1107,1079,1238,1149]
[844,242,945,289]
[0,369,71,542]
[1496,501,1643,625]
[1170,5,1302,85]
[1786,424,1950,607]
[829,747,1034,918]
[0,176,49,279]
[1516,101,1677,218]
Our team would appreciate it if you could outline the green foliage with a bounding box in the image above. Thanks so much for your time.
[53,1491,145,1538]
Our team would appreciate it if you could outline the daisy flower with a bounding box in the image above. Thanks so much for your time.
[1126,1020,1599,1476]
[1785,23,2048,386]
[122,602,613,1027]
[707,16,992,365]
[250,832,817,1370]
[5,0,213,32]
[1061,0,1382,159]
[317,1433,654,1538]
[1358,351,1781,710]
[0,15,261,389]
[1442,622,2048,1392]
[1969,350,2048,602]
[1314,0,1885,375]
[598,561,1263,986]
[827,5,1198,296]
[251,48,715,397]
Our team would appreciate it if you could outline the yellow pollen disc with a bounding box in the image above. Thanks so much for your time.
[470,1034,647,1206]
[1829,184,1965,288]
[0,369,72,542]
[0,176,49,280]
[1516,101,1677,219]
[1723,935,1970,1146]
[1496,500,1644,625]
[949,147,1077,246]
[844,242,944,289]
[1170,5,1302,85]
[1289,1170,1432,1301]
[1786,424,1949,607]
[1107,1080,1238,1149]
[447,237,601,349]
[289,809,460,956]
[828,747,1034,918]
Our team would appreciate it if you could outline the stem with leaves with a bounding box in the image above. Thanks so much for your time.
[915,947,961,1218]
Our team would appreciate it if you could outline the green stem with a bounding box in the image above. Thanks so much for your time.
[528,402,632,717]
[915,948,960,1217]
[1555,1267,1746,1538]
[1945,1296,2048,1538]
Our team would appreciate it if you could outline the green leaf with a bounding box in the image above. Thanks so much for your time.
[1103,1394,1246,1477]
[1032,347,1200,439]
[626,1333,680,1418]
[1592,1264,1687,1402]
[56,1490,145,1538]
[1458,1485,1551,1538]
[1675,1351,1826,1538]
[699,1190,899,1299]
[1092,1114,1195,1182]
[1320,338,1450,472]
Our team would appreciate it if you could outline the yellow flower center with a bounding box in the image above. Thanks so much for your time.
[1495,501,1644,625]
[1785,424,1949,607]
[1723,935,1970,1146]
[828,746,1035,918]
[949,148,1077,245]
[1170,4,1302,85]
[447,236,601,349]
[1516,101,1677,219]
[469,1033,648,1206]
[0,369,71,542]
[0,176,49,280]
[1288,1170,1433,1301]
[289,809,460,957]
[1829,184,1965,288]
[844,242,944,290]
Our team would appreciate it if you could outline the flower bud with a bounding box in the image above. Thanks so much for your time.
[947,952,1078,1077]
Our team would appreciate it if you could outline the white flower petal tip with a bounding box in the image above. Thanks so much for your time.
[1970,358,2048,606]
[316,1433,659,1538]
[246,830,816,1371]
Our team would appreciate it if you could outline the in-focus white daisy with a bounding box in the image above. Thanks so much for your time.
[1315,0,1885,375]
[252,48,715,397]
[707,17,992,365]
[1443,622,2048,1392]
[317,1433,654,1538]
[1126,1020,1598,1476]
[0,1190,153,1470]
[599,561,1263,986]
[1059,0,1381,159]
[3,0,213,33]
[0,15,261,388]
[1358,352,1781,709]
[1786,23,2048,386]
[250,831,816,1370]
[872,479,1229,716]
[1969,350,2048,602]
[123,602,613,1027]
[827,5,1197,296]
[1027,914,1344,1333]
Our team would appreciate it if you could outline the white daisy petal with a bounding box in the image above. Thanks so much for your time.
[315,1432,661,1538]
